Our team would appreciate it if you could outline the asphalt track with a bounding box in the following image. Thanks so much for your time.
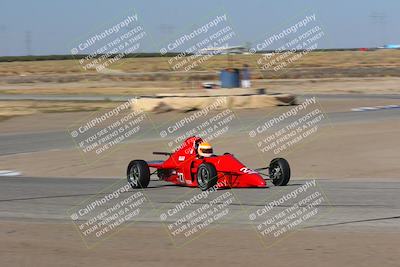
[0,177,399,232]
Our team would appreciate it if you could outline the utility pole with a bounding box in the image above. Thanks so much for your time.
[0,25,7,56]
[25,30,32,55]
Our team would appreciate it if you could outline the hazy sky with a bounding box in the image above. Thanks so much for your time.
[0,0,399,56]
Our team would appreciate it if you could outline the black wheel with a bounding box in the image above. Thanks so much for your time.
[196,163,218,191]
[127,160,150,189]
[269,158,291,186]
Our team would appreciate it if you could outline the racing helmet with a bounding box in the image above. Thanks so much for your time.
[197,142,213,158]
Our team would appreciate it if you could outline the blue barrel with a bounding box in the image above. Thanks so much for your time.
[220,69,240,88]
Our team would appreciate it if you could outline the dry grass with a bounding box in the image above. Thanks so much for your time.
[0,50,398,100]
[0,50,399,76]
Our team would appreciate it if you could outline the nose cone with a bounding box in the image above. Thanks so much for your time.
[237,174,266,188]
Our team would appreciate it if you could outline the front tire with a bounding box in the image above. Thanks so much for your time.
[269,158,290,186]
[127,160,150,189]
[196,163,218,191]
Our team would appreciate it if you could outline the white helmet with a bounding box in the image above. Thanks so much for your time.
[197,142,213,158]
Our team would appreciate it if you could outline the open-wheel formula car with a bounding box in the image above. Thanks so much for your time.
[127,136,290,191]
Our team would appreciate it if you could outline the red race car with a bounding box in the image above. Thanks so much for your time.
[127,136,290,191]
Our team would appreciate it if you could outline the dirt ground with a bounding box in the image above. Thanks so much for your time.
[1,77,399,96]
[0,221,398,267]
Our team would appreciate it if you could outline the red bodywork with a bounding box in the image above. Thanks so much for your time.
[147,136,267,188]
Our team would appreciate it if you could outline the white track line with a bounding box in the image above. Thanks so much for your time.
[0,170,21,176]
[351,105,400,112]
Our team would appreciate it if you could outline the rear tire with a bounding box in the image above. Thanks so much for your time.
[127,160,150,189]
[269,158,290,186]
[196,163,218,191]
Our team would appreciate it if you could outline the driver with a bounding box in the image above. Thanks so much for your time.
[197,142,213,158]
